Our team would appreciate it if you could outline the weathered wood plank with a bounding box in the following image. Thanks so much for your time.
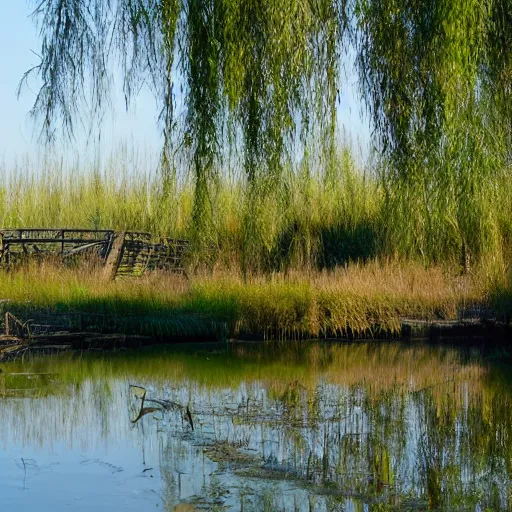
[0,228,190,278]
[103,231,126,281]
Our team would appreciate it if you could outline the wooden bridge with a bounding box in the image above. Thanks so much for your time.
[0,228,189,278]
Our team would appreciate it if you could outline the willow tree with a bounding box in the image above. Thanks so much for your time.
[22,0,346,268]
[354,0,512,266]
[22,0,512,267]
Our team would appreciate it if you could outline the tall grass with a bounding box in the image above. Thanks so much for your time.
[379,109,512,274]
[0,145,380,271]
[2,141,512,275]
[0,260,483,339]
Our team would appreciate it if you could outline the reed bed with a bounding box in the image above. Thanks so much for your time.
[0,260,484,339]
[0,147,380,271]
[2,146,512,335]
[2,146,512,274]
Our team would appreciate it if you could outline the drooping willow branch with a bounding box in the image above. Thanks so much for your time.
[21,0,512,261]
[23,0,511,164]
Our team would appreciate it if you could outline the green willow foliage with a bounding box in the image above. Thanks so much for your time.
[22,0,512,266]
[356,0,512,265]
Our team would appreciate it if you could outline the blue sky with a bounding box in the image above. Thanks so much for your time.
[0,2,370,167]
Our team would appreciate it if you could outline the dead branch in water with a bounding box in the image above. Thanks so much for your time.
[129,384,194,430]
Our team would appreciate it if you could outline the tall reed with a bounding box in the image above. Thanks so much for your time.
[0,260,483,339]
[1,140,511,274]
[0,145,381,271]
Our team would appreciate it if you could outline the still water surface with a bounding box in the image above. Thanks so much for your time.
[0,341,510,511]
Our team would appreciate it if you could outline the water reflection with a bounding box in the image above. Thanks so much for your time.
[0,342,511,511]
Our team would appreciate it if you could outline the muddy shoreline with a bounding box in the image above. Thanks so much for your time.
[2,310,512,362]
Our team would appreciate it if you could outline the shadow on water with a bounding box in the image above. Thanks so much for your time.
[1,341,512,511]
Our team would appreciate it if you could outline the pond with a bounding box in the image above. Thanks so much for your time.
[0,341,510,511]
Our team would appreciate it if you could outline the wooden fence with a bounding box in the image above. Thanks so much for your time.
[0,228,189,278]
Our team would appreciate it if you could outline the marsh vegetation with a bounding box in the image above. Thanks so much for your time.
[3,2,512,510]
[2,149,512,337]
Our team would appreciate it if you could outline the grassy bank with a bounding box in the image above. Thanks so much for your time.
[2,146,512,340]
[0,260,485,340]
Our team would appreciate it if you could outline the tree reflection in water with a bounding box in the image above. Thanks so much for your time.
[0,342,510,511]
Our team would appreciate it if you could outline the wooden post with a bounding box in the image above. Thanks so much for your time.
[4,312,27,340]
[103,231,126,281]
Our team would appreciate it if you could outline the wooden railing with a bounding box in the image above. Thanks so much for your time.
[0,228,189,278]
